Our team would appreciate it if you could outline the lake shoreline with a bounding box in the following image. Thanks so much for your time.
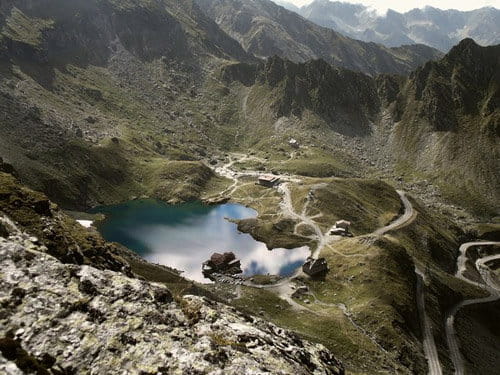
[90,200,310,283]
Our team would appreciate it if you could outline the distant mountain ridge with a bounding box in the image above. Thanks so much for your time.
[223,38,500,215]
[283,0,500,52]
[195,0,443,75]
[0,0,495,216]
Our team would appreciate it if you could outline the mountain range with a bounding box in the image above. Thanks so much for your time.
[196,0,443,75]
[0,0,497,223]
[277,0,500,52]
[0,0,499,374]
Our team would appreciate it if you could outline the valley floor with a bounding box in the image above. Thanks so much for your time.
[198,152,500,374]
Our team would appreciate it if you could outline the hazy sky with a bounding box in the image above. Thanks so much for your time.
[283,0,500,13]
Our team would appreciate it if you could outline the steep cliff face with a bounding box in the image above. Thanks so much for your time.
[195,0,443,75]
[388,39,500,216]
[0,0,251,64]
[257,57,379,136]
[0,227,344,375]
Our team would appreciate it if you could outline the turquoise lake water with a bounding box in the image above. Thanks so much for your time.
[91,200,309,282]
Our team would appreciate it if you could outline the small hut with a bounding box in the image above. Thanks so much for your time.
[335,220,351,230]
[258,175,281,188]
[330,219,353,237]
[330,227,348,236]
[302,257,328,277]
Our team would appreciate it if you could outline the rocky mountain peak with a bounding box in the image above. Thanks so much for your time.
[257,56,379,135]
[197,0,443,75]
[444,38,498,71]
[410,39,499,116]
[291,1,500,52]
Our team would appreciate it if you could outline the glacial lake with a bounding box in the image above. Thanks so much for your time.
[90,200,309,282]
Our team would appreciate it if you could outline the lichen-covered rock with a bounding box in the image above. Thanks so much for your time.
[0,232,344,375]
[0,172,131,274]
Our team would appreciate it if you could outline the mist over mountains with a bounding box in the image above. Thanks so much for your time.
[196,0,443,75]
[276,0,500,51]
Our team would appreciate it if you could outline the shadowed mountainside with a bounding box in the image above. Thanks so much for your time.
[195,0,443,75]
[222,39,499,216]
[386,39,500,216]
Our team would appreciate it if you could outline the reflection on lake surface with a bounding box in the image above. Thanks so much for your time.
[91,200,309,282]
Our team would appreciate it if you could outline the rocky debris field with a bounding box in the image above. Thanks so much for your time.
[0,228,344,375]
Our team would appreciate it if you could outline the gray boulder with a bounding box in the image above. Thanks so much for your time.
[0,232,344,375]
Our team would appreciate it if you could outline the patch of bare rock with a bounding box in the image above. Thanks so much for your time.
[0,227,344,375]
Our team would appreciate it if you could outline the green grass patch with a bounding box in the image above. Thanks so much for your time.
[2,7,54,47]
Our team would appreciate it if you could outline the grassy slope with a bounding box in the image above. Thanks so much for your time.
[0,55,232,209]
[390,41,500,218]
[0,1,245,209]
[228,178,422,373]
[228,173,488,374]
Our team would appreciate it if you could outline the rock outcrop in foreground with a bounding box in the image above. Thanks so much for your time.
[0,224,343,375]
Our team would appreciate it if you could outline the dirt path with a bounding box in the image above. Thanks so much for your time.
[445,241,500,375]
[213,153,414,293]
[277,179,440,374]
[374,190,416,236]
[214,155,342,311]
[215,154,266,196]
[212,153,439,369]
[279,182,333,259]
[415,266,443,375]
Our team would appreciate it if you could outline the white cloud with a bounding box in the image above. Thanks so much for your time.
[128,210,309,283]
[283,0,499,13]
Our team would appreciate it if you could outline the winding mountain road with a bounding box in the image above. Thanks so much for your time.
[374,190,416,236]
[374,191,444,374]
[445,241,500,375]
[415,266,443,375]
[212,154,442,373]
